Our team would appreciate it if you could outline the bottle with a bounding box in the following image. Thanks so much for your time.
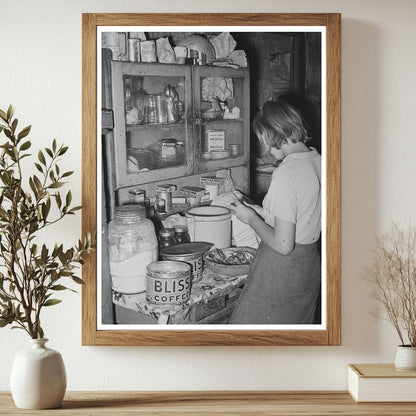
[108,205,158,294]
[173,224,191,244]
[144,95,157,124]
[132,87,145,124]
[164,85,178,123]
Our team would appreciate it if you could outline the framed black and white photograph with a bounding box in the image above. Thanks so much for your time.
[82,13,341,346]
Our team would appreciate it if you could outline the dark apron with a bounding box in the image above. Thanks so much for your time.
[229,241,321,324]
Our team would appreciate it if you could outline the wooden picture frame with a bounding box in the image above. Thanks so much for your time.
[82,13,341,346]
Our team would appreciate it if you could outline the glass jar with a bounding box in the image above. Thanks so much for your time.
[159,138,178,160]
[173,225,191,244]
[108,205,158,294]
[125,81,145,125]
[158,228,176,249]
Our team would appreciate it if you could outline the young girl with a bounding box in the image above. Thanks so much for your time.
[228,99,321,324]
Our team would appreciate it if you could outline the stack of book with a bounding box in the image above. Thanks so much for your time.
[348,364,416,402]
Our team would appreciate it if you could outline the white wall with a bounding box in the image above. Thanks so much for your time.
[1,0,416,391]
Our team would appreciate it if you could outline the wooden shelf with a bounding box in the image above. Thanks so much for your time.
[1,391,416,415]
[201,117,244,125]
[126,121,185,132]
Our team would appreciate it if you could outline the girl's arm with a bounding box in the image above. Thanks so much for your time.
[229,200,295,255]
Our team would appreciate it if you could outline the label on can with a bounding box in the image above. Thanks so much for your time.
[186,256,203,282]
[205,130,225,152]
[146,261,191,305]
[161,254,203,283]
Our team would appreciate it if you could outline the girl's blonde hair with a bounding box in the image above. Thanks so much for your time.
[253,99,310,149]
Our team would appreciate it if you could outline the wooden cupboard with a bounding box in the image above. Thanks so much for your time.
[102,55,250,218]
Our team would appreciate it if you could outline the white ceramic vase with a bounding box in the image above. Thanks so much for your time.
[394,345,416,371]
[10,338,67,409]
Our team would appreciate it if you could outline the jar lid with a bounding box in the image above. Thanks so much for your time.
[114,204,146,219]
[159,228,174,237]
[147,260,190,278]
[173,224,188,233]
[160,138,177,145]
[160,242,213,257]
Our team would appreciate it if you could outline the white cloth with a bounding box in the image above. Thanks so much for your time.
[262,148,321,244]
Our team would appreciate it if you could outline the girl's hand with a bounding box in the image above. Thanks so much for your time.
[244,202,265,218]
[229,199,256,225]
[232,190,264,218]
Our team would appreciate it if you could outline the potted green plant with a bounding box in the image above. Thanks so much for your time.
[0,106,94,409]
[363,223,416,370]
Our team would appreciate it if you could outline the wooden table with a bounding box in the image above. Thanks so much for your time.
[1,391,416,415]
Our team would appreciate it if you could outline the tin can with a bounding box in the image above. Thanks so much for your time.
[146,261,191,305]
[140,40,157,62]
[160,242,212,283]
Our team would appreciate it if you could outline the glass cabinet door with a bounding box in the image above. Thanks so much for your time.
[192,66,250,173]
[111,62,193,188]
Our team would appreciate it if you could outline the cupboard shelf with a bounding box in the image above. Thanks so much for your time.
[126,121,185,132]
[200,118,244,125]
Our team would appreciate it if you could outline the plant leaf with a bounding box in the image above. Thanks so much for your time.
[6,105,14,121]
[55,192,62,208]
[61,171,74,178]
[34,162,43,173]
[58,146,69,156]
[43,299,62,307]
[71,276,85,285]
[17,125,31,140]
[11,118,18,133]
[38,325,44,339]
[48,182,64,189]
[19,140,31,151]
[50,285,68,291]
[65,191,72,207]
[38,150,46,165]
[0,317,13,327]
[33,175,43,192]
